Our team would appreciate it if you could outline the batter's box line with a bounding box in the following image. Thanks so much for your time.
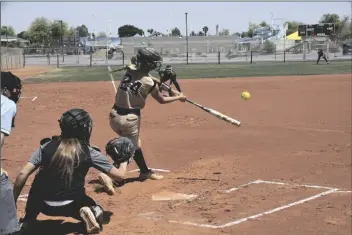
[145,179,350,229]
[168,188,338,229]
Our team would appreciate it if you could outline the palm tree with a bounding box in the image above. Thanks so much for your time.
[202,26,209,36]
[147,29,154,36]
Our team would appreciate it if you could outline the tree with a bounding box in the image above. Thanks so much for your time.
[118,24,144,37]
[27,17,52,46]
[319,13,350,38]
[147,28,154,35]
[17,31,30,40]
[98,32,107,37]
[285,21,304,36]
[190,30,196,36]
[1,25,16,36]
[76,25,89,37]
[241,32,249,38]
[247,22,259,37]
[263,40,275,53]
[202,26,209,36]
[197,31,204,36]
[339,16,352,40]
[259,21,268,27]
[51,20,69,42]
[171,27,181,36]
[219,29,230,36]
[232,32,241,37]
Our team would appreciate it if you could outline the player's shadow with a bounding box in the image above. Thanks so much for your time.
[21,211,113,235]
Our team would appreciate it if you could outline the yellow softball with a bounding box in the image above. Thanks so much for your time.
[241,91,251,100]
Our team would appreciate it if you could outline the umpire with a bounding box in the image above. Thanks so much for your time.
[317,49,329,65]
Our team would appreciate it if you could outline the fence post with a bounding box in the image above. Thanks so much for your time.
[23,51,26,68]
[89,54,92,67]
[47,53,50,65]
[121,51,125,66]
[57,55,59,68]
[250,51,253,63]
[218,51,220,64]
[284,51,286,62]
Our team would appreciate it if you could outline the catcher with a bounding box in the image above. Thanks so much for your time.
[12,108,128,234]
[158,65,182,97]
[99,48,186,194]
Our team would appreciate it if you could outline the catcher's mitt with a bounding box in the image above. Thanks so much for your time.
[105,137,136,168]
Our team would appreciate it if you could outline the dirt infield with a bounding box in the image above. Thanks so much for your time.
[6,66,56,79]
[2,73,351,235]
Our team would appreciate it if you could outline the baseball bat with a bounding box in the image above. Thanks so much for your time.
[109,67,241,127]
[185,99,241,127]
[150,75,241,127]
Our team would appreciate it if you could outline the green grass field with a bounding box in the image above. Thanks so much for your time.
[23,60,352,83]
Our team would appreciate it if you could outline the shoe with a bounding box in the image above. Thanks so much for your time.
[98,173,115,195]
[139,170,164,181]
[80,207,101,234]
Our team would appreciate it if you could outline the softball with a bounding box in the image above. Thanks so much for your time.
[241,91,251,100]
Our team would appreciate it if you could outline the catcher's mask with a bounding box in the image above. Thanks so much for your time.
[1,71,22,103]
[136,47,163,71]
[105,137,136,165]
[58,108,92,144]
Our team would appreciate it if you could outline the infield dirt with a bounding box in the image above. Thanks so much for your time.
[3,73,351,235]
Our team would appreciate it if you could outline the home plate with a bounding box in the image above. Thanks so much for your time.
[152,190,198,201]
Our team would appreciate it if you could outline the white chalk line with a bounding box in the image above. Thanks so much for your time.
[144,179,350,229]
[168,188,338,229]
[108,66,117,93]
[20,96,38,102]
[221,180,260,193]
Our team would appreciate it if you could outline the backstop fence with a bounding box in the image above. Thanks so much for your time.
[20,36,350,68]
[1,47,25,70]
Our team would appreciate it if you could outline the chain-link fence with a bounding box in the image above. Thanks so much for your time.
[21,37,350,67]
[1,47,25,70]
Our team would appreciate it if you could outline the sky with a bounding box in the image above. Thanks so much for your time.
[1,1,351,36]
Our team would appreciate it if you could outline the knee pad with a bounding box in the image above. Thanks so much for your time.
[90,205,104,224]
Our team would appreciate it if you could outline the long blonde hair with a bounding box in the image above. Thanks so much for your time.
[49,138,83,187]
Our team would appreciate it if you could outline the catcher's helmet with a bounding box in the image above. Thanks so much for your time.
[58,108,92,143]
[1,71,22,103]
[105,137,136,166]
[136,47,163,71]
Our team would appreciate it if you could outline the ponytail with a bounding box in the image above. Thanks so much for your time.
[49,138,83,187]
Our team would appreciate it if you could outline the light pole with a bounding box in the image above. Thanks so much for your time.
[3,26,8,52]
[185,12,189,64]
[106,20,112,64]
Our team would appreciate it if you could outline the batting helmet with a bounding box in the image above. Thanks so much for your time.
[136,47,163,71]
[58,108,92,143]
[105,137,136,167]
[1,71,22,103]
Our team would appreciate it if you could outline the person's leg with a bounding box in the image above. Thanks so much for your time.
[109,109,163,181]
[323,55,329,64]
[41,195,103,234]
[317,55,321,64]
[19,182,46,232]
[0,174,21,235]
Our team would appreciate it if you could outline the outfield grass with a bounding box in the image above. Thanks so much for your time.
[23,60,352,83]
